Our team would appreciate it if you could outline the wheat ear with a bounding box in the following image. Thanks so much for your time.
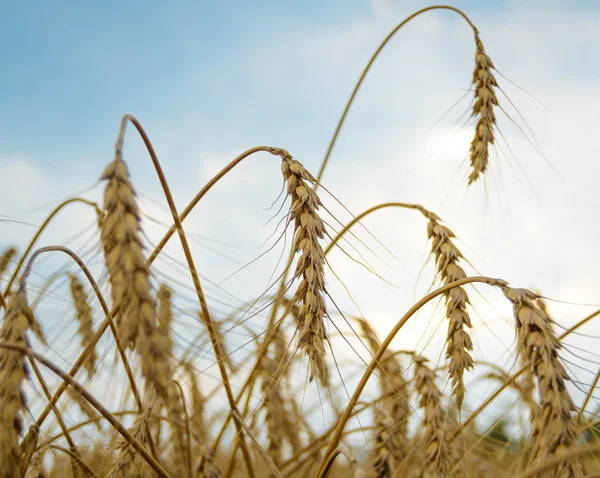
[413,355,454,478]
[357,318,410,459]
[68,274,97,377]
[19,425,39,478]
[108,404,154,478]
[280,150,328,382]
[0,246,17,281]
[100,141,170,400]
[423,210,474,407]
[0,287,35,477]
[260,355,287,467]
[183,362,222,477]
[371,409,401,478]
[468,33,498,184]
[502,287,583,478]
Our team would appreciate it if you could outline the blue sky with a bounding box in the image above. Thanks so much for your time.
[2,0,600,437]
[3,0,596,175]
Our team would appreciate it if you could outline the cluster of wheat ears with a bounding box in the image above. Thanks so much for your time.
[1,5,598,478]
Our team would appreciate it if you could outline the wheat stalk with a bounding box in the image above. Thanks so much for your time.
[66,386,101,431]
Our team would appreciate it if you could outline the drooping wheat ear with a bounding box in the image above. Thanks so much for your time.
[157,284,174,353]
[502,287,583,478]
[468,33,498,184]
[0,246,17,280]
[280,150,328,382]
[371,408,401,478]
[68,274,97,377]
[413,355,454,478]
[422,210,473,408]
[108,404,154,478]
[100,145,170,400]
[0,287,35,477]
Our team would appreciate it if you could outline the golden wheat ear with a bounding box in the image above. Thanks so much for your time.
[0,246,17,279]
[502,286,583,478]
[0,287,35,476]
[413,355,456,478]
[108,405,154,477]
[99,138,171,401]
[280,151,328,383]
[68,274,97,377]
[468,33,498,184]
[423,210,474,408]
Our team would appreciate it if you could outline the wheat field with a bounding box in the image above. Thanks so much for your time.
[1,4,600,478]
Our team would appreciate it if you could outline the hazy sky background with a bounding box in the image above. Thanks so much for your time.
[1,0,600,441]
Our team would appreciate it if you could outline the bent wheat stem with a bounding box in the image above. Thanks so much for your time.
[119,114,256,477]
[316,5,478,185]
[2,198,100,300]
[316,276,507,477]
